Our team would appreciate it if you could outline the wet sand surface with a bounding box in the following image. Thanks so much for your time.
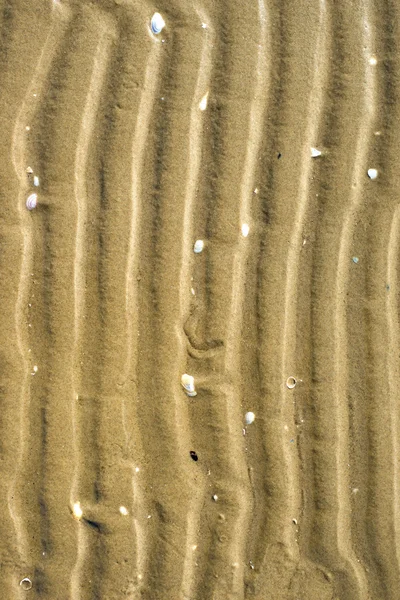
[0,0,399,598]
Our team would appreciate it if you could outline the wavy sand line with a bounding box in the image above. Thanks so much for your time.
[70,12,116,600]
[132,6,215,597]
[278,0,329,558]
[190,0,269,597]
[9,0,71,582]
[332,1,375,595]
[386,205,400,584]
[124,23,162,594]
[179,5,214,598]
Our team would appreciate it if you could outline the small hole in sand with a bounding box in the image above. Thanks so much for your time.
[190,450,198,462]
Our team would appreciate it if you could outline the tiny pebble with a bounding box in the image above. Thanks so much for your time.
[367,168,378,180]
[352,256,359,264]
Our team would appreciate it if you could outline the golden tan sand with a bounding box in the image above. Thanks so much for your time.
[0,0,398,598]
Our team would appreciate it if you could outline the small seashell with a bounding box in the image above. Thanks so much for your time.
[194,240,204,254]
[352,256,359,264]
[26,166,33,174]
[72,501,83,520]
[311,147,321,158]
[245,411,255,425]
[26,193,37,210]
[368,168,378,180]
[20,578,32,591]
[181,373,197,397]
[151,12,165,34]
[33,175,39,187]
[119,506,128,516]
[199,92,208,111]
[286,376,297,389]
[369,56,377,66]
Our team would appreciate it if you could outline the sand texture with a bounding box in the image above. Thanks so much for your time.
[0,0,399,598]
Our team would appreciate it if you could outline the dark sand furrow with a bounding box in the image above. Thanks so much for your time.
[308,0,375,597]
[6,3,72,597]
[62,10,117,600]
[242,2,332,598]
[133,3,212,598]
[353,2,400,594]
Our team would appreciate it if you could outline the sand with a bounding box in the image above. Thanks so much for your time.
[0,0,398,598]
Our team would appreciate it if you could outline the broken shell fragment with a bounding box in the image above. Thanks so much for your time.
[181,373,197,397]
[311,147,321,157]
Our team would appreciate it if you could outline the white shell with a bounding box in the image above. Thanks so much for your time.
[20,578,32,591]
[286,376,297,389]
[194,240,204,254]
[241,223,250,237]
[368,168,378,180]
[181,373,197,397]
[199,92,208,111]
[311,147,321,157]
[26,193,37,210]
[245,411,255,425]
[151,12,165,34]
[33,175,39,187]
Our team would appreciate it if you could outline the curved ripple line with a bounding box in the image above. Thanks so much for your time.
[386,204,400,573]
[70,14,116,600]
[178,5,214,597]
[333,0,375,594]
[8,1,71,567]
[279,0,329,555]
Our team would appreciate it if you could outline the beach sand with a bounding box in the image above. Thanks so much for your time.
[0,0,398,598]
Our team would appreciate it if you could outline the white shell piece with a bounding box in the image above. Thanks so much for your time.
[72,502,83,520]
[33,175,39,187]
[311,147,321,157]
[26,193,37,210]
[181,373,197,397]
[151,12,165,34]
[368,168,378,180]
[245,411,255,425]
[194,240,204,253]
[199,92,208,111]
[241,223,250,237]
[286,376,297,389]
